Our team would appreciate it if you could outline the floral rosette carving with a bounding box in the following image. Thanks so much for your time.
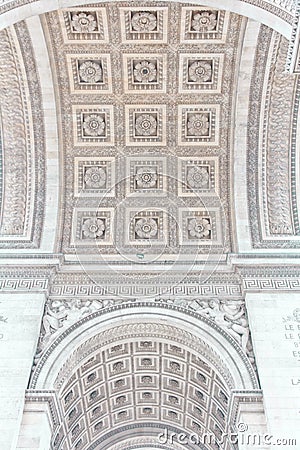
[135,167,158,188]
[79,61,102,83]
[189,61,212,83]
[133,60,157,83]
[135,114,157,136]
[135,217,158,239]
[188,217,211,239]
[187,166,209,189]
[71,12,97,33]
[84,167,107,189]
[131,12,157,32]
[187,113,209,136]
[82,217,105,239]
[191,11,218,32]
[82,114,105,137]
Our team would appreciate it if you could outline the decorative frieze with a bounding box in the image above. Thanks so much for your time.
[248,30,300,247]
[0,25,45,247]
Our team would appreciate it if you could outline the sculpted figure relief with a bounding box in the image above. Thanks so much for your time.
[189,298,249,350]
[40,298,116,349]
[38,296,251,364]
[42,300,68,337]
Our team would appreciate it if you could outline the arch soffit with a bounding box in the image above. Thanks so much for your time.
[0,0,294,37]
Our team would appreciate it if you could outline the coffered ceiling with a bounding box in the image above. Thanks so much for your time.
[40,2,244,265]
[0,0,299,272]
[54,338,230,450]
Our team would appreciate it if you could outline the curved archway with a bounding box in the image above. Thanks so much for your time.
[30,303,258,450]
[0,0,294,37]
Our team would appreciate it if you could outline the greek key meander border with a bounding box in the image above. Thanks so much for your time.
[3,277,300,293]
[2,263,300,292]
[49,284,242,298]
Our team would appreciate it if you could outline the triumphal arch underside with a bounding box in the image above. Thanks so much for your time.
[0,0,300,448]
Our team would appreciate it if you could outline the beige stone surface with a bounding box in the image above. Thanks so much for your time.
[0,0,300,449]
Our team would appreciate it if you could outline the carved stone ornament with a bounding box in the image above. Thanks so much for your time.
[135,114,157,136]
[71,12,97,32]
[135,167,158,188]
[188,217,211,239]
[188,61,212,82]
[134,217,158,239]
[131,11,157,32]
[79,61,102,83]
[82,114,105,137]
[189,298,249,350]
[191,11,218,32]
[82,218,105,239]
[187,113,210,136]
[84,167,106,189]
[133,60,157,83]
[187,166,210,188]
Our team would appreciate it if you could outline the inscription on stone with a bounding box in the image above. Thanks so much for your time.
[0,313,8,340]
[282,308,300,386]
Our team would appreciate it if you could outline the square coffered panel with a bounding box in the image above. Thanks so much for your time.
[178,54,224,93]
[122,54,167,93]
[126,209,167,245]
[119,7,168,43]
[71,208,114,245]
[74,157,115,197]
[178,157,219,196]
[66,54,112,93]
[60,8,109,42]
[73,105,114,146]
[125,105,167,146]
[178,105,220,146]
[126,157,167,196]
[179,208,223,246]
[180,7,229,43]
